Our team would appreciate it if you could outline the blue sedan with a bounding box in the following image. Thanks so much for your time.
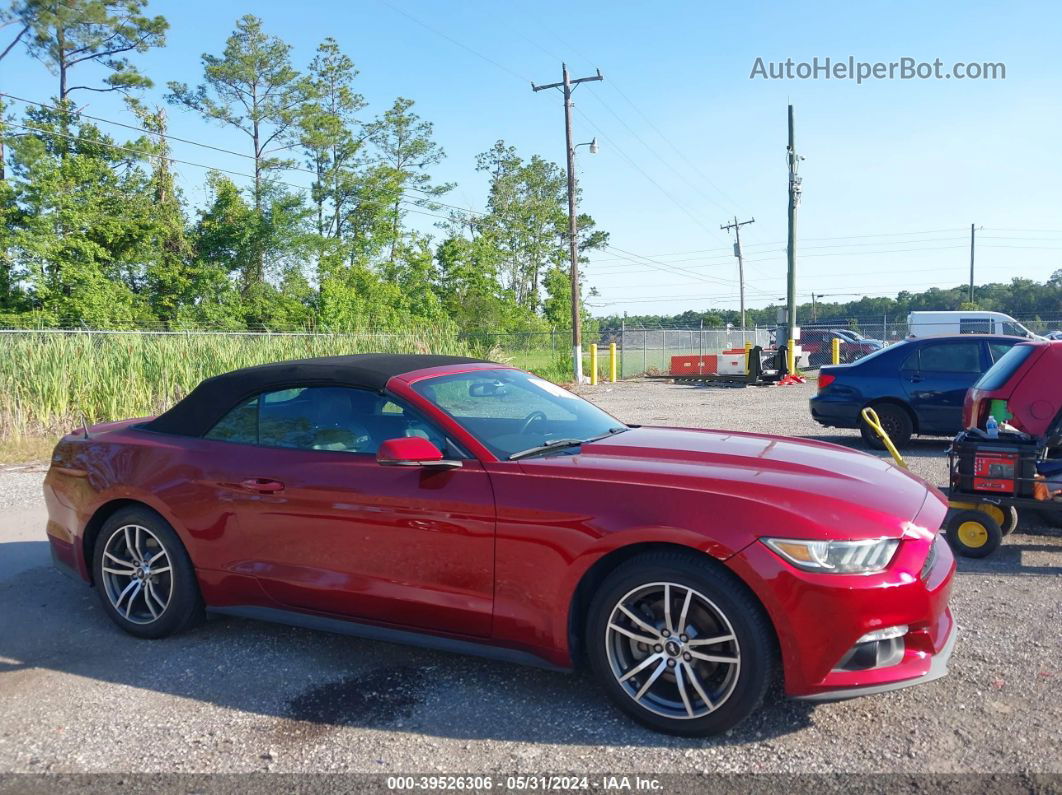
[809,335,1023,448]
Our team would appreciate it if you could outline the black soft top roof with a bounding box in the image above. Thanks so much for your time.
[143,353,489,437]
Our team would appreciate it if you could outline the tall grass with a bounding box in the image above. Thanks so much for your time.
[1,329,520,439]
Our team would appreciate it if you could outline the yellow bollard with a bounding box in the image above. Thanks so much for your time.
[831,337,841,365]
[589,345,598,386]
[787,338,796,374]
[608,342,617,383]
[744,341,753,374]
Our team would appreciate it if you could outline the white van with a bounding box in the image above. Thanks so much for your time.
[907,310,1041,339]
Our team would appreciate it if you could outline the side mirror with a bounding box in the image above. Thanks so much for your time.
[377,437,462,469]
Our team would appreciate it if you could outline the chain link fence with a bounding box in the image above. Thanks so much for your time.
[613,315,1062,375]
[615,328,772,376]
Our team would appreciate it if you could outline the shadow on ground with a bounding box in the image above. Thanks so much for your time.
[0,541,813,748]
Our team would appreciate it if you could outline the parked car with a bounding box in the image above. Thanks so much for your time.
[834,328,885,347]
[963,340,1062,438]
[810,335,1023,448]
[800,328,881,367]
[45,354,956,736]
[1045,330,1062,341]
[907,310,1041,340]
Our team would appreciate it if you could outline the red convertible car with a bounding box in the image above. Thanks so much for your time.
[44,354,956,735]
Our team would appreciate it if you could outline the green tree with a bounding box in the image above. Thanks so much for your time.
[366,97,452,263]
[475,140,607,313]
[299,37,365,239]
[126,102,195,324]
[5,107,156,325]
[16,0,167,100]
[167,14,309,290]
[191,172,312,328]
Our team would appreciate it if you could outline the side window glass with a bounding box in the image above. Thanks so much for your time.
[989,342,1016,363]
[205,388,454,456]
[204,397,258,443]
[918,343,982,373]
[901,350,920,370]
[258,386,376,453]
[959,318,992,335]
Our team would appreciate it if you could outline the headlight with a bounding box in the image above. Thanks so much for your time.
[761,537,899,573]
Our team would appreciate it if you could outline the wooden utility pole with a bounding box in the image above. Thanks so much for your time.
[533,63,603,384]
[969,223,976,303]
[785,104,802,370]
[721,216,755,334]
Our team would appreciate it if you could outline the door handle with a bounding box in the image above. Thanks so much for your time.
[240,478,285,493]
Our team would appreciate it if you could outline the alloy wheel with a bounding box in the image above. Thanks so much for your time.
[100,524,173,625]
[604,582,741,720]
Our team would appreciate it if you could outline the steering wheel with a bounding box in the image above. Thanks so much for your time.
[519,410,548,435]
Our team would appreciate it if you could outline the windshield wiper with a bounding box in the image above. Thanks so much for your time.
[583,426,629,443]
[508,427,629,461]
[509,438,585,461]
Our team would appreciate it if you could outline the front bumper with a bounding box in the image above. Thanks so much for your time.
[726,527,956,699]
[794,614,956,701]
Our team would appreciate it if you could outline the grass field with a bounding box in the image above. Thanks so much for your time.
[0,330,575,462]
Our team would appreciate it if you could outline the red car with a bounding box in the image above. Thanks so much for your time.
[963,340,1062,438]
[44,354,956,735]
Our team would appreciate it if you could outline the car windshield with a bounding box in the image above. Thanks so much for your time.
[412,369,626,459]
[974,344,1036,391]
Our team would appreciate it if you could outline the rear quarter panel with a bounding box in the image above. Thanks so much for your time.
[45,426,263,604]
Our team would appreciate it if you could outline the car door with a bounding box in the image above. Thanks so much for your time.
[201,386,496,637]
[901,340,988,432]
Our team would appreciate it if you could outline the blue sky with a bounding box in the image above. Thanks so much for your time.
[5,0,1062,317]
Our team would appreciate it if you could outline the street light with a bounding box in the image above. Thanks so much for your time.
[577,137,599,154]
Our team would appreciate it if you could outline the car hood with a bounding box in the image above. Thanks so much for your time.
[519,426,942,540]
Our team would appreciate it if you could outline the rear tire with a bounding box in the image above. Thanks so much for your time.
[860,403,914,450]
[990,505,1019,536]
[945,509,1003,558]
[585,551,775,736]
[92,506,203,639]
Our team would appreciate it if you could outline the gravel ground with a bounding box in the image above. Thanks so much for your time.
[0,464,48,512]
[0,380,1059,781]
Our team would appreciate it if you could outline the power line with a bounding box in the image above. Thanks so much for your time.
[376,0,532,83]
[581,87,734,216]
[7,121,479,224]
[585,233,979,267]
[595,275,1054,307]
[606,79,746,216]
[514,13,746,216]
[3,93,486,217]
[587,241,977,276]
[605,245,776,298]
[573,106,730,245]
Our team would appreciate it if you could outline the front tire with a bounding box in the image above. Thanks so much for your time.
[585,551,775,736]
[92,506,203,639]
